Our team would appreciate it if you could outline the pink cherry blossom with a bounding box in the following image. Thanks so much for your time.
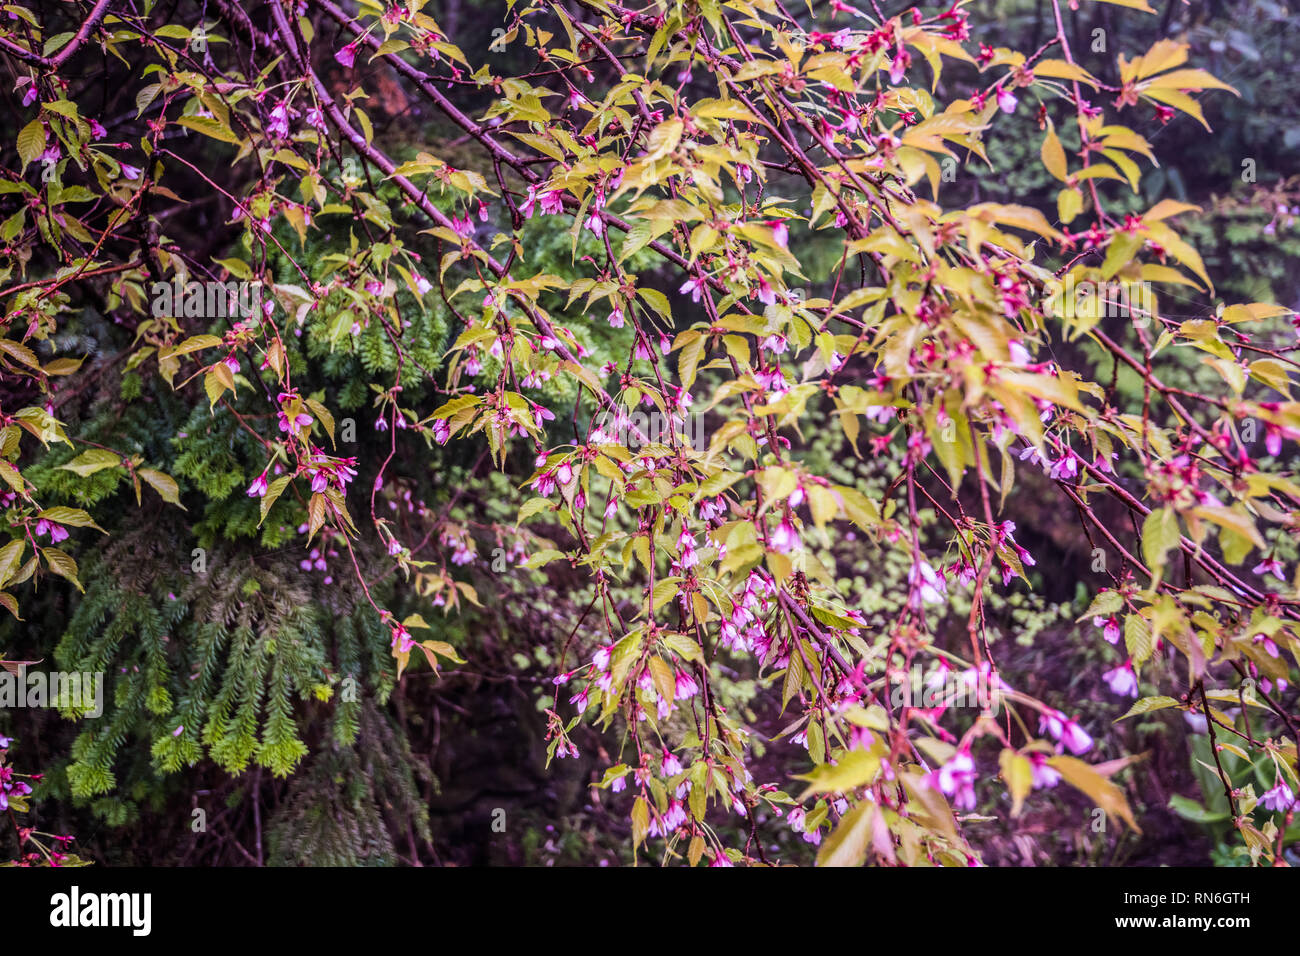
[1102,661,1139,698]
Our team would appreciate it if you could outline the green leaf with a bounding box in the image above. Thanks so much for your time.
[1078,589,1123,621]
[999,748,1033,816]
[0,461,24,495]
[660,632,703,664]
[176,115,241,145]
[1168,793,1229,824]
[138,468,185,509]
[1048,755,1141,832]
[0,339,41,370]
[816,803,872,867]
[677,333,704,390]
[158,334,223,361]
[1141,507,1180,576]
[421,640,466,665]
[41,547,82,592]
[516,496,552,525]
[16,120,45,170]
[37,506,105,533]
[1115,695,1179,721]
[58,448,122,477]
[631,796,650,849]
[521,548,565,569]
[794,748,881,798]
[1124,614,1154,666]
[259,475,291,525]
[0,539,24,588]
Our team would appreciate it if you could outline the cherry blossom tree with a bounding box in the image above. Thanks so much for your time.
[1,0,1297,866]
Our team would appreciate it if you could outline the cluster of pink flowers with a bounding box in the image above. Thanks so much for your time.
[1029,753,1061,789]
[0,738,79,866]
[335,42,358,68]
[788,805,824,845]
[675,526,699,571]
[441,529,475,566]
[306,454,358,494]
[0,742,33,812]
[265,100,295,140]
[1254,556,1286,582]
[1018,441,1082,482]
[632,750,751,841]
[247,452,355,505]
[1038,709,1093,755]
[698,495,728,522]
[33,518,69,543]
[553,738,579,759]
[1094,613,1122,644]
[769,511,801,554]
[930,742,1061,812]
[931,748,978,810]
[276,394,314,438]
[632,666,701,721]
[529,454,579,498]
[1253,403,1300,458]
[646,800,688,837]
[719,569,777,656]
[944,519,1038,587]
[908,557,947,607]
[753,365,790,395]
[1102,660,1139,698]
[296,524,341,584]
[388,619,415,654]
[1260,777,1296,813]
[519,185,565,218]
[995,520,1036,566]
